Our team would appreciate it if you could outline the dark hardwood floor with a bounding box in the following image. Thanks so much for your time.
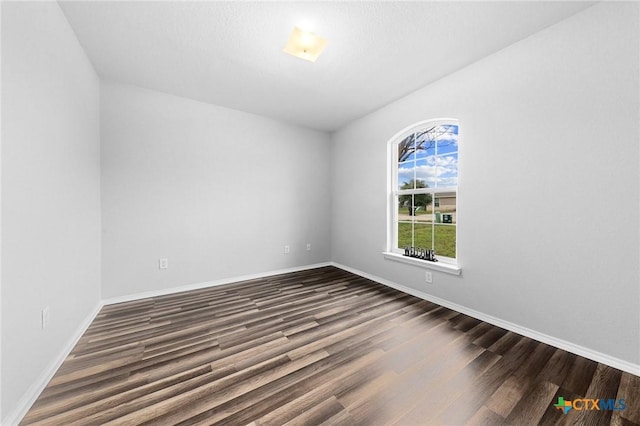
[21,266,640,425]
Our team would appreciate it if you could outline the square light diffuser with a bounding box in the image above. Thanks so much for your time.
[283,27,327,63]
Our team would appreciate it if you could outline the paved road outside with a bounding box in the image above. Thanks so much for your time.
[398,212,457,223]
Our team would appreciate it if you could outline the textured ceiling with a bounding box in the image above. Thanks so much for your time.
[59,1,594,132]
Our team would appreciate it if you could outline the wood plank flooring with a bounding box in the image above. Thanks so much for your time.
[21,266,640,425]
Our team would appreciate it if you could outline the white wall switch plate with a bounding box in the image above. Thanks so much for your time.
[159,258,169,269]
[284,245,290,254]
[306,243,311,251]
[425,271,433,283]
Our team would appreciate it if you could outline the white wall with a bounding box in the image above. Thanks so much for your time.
[100,82,332,299]
[331,2,640,366]
[1,1,101,422]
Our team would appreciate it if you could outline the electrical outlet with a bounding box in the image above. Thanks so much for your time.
[42,306,50,329]
[425,271,433,284]
[284,245,290,254]
[159,258,169,269]
[306,243,311,251]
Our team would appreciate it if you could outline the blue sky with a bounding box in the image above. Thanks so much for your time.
[398,124,458,189]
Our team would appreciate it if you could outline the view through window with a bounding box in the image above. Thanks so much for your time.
[391,120,458,261]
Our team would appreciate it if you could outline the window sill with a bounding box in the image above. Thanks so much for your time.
[382,252,461,275]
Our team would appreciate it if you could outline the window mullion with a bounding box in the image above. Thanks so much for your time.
[411,194,415,248]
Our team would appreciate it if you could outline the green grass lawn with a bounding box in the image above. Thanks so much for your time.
[397,222,456,258]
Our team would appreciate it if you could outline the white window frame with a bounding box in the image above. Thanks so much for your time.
[383,118,461,275]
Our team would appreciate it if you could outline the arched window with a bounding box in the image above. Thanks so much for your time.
[388,119,459,265]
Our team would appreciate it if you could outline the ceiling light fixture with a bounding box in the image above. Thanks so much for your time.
[283,26,327,63]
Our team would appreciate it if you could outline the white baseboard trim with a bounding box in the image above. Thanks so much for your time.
[2,302,103,426]
[102,262,333,306]
[331,262,640,377]
[6,261,637,425]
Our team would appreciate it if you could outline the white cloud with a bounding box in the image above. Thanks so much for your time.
[426,156,457,167]
[399,154,458,187]
[437,176,458,186]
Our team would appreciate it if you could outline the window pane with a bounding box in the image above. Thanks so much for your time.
[398,193,414,219]
[435,153,458,188]
[413,192,433,222]
[434,191,456,214]
[433,191,456,258]
[415,158,436,189]
[397,161,416,191]
[415,128,436,160]
[434,224,456,258]
[436,127,458,155]
[413,223,433,250]
[397,221,413,249]
[397,133,416,162]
